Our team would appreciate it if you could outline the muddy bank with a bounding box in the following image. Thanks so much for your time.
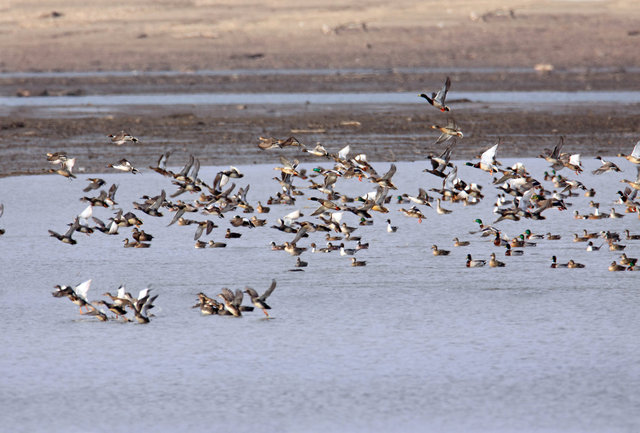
[2,100,638,177]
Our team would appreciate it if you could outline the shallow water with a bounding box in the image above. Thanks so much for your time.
[1,156,639,432]
[2,90,640,109]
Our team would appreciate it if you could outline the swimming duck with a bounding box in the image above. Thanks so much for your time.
[351,257,367,267]
[431,245,450,256]
[466,254,486,268]
[195,240,207,249]
[609,261,627,272]
[609,208,624,219]
[546,232,562,240]
[550,256,568,268]
[489,253,506,267]
[225,228,242,239]
[567,260,585,269]
[624,229,640,240]
[208,239,227,248]
[436,198,452,215]
[244,279,277,317]
[608,240,626,251]
[122,238,151,248]
[356,240,369,250]
[504,244,524,256]
[284,242,306,256]
[586,241,602,252]
[619,253,637,266]
[132,227,153,242]
[419,76,451,112]
[295,257,308,267]
[339,244,358,256]
[453,237,470,247]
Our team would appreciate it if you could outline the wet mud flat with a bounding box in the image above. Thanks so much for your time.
[1,70,640,177]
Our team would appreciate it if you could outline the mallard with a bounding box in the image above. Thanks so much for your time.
[620,253,637,266]
[567,260,585,269]
[466,254,486,268]
[419,76,451,112]
[609,261,626,272]
[431,245,450,256]
[504,244,524,256]
[453,237,470,247]
[550,256,568,268]
[546,232,562,240]
[398,206,425,222]
[489,253,506,267]
[351,257,367,267]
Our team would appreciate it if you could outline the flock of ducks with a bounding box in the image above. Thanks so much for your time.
[38,77,640,322]
[52,280,158,323]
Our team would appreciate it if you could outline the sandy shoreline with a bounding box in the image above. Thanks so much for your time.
[1,0,640,176]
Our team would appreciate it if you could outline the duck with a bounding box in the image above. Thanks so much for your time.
[523,229,544,240]
[108,130,139,145]
[419,76,451,112]
[386,219,398,233]
[256,201,270,213]
[546,232,562,240]
[431,118,463,144]
[132,227,153,242]
[48,218,80,245]
[466,254,486,268]
[295,257,308,267]
[52,279,92,313]
[609,208,624,219]
[122,238,151,248]
[244,279,277,317]
[107,158,140,174]
[208,240,227,248]
[356,240,369,250]
[609,261,627,271]
[586,241,602,252]
[504,244,524,256]
[619,253,637,266]
[195,240,207,249]
[431,245,450,256]
[351,257,367,267]
[225,228,242,239]
[608,241,626,251]
[399,206,426,222]
[573,233,590,243]
[489,253,506,267]
[617,140,640,164]
[550,256,568,268]
[435,198,453,215]
[592,156,621,174]
[218,288,245,317]
[284,242,306,256]
[339,243,358,256]
[567,260,585,269]
[624,229,640,240]
[453,237,470,247]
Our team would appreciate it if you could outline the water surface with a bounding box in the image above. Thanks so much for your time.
[1,157,639,432]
